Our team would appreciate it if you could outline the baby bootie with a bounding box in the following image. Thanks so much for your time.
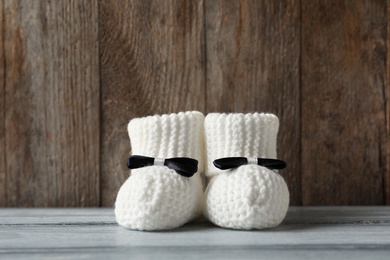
[115,111,204,231]
[203,113,289,230]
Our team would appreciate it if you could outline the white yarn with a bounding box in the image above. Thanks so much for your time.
[115,111,204,231]
[203,113,289,230]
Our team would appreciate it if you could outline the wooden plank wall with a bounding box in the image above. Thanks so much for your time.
[301,0,388,205]
[99,0,206,206]
[0,0,388,207]
[0,0,5,205]
[204,0,301,205]
[1,0,100,206]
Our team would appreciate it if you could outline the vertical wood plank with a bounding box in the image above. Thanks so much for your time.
[301,0,388,205]
[0,0,5,207]
[4,0,100,206]
[387,1,390,205]
[205,0,301,205]
[99,0,206,206]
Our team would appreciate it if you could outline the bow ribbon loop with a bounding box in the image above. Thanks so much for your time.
[213,157,286,170]
[127,155,198,178]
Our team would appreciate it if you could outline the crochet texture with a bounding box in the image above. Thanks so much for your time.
[115,111,204,231]
[203,113,289,230]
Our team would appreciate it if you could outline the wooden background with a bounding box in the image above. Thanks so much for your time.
[0,0,389,207]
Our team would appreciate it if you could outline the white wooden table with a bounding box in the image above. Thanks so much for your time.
[1,207,389,259]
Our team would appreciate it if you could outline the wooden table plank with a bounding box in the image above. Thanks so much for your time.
[3,0,100,206]
[0,208,114,225]
[1,249,389,260]
[2,222,390,248]
[1,207,389,259]
[98,0,206,207]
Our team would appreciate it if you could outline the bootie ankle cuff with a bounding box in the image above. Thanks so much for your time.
[128,111,205,173]
[204,113,279,177]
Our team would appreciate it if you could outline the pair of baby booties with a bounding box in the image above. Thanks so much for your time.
[115,111,289,231]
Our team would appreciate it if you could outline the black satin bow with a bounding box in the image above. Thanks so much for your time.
[213,157,286,170]
[126,155,198,177]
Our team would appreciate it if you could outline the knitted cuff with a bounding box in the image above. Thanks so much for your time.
[204,113,279,177]
[128,111,205,173]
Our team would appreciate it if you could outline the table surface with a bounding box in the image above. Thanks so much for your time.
[1,207,389,259]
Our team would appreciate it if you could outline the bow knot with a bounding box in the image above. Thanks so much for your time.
[213,157,286,170]
[127,155,198,178]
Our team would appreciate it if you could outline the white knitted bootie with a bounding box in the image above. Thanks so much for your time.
[203,113,289,230]
[115,111,204,231]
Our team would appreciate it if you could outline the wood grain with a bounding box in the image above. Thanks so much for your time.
[301,0,388,205]
[0,0,389,207]
[3,0,100,206]
[99,0,206,206]
[205,0,301,205]
[0,207,390,259]
[387,1,390,205]
[0,0,5,206]
[1,249,389,260]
